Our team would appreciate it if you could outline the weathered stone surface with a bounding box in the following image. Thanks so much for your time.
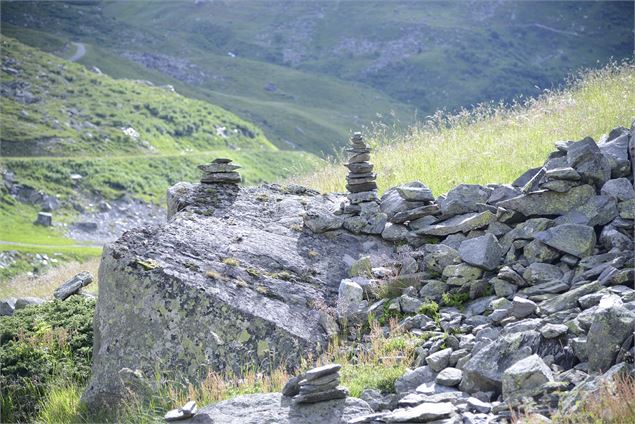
[522,263,563,285]
[394,366,436,394]
[540,323,568,339]
[82,183,393,409]
[539,281,600,315]
[53,271,94,300]
[304,207,344,233]
[437,184,490,217]
[458,234,502,271]
[422,244,461,274]
[383,402,455,423]
[435,367,463,387]
[381,223,409,242]
[442,263,483,286]
[337,280,365,318]
[501,354,553,400]
[587,295,635,373]
[396,182,435,202]
[35,211,53,226]
[0,297,17,316]
[415,211,496,236]
[185,393,371,424]
[497,185,595,217]
[426,348,452,372]
[510,296,537,319]
[534,223,596,258]
[601,178,635,201]
[598,130,632,178]
[460,331,541,394]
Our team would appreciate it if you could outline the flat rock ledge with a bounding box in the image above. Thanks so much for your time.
[82,183,393,409]
[183,393,372,424]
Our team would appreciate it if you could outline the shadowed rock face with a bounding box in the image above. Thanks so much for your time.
[82,182,394,408]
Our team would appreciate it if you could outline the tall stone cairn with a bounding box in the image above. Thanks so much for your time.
[344,132,379,214]
[198,158,241,184]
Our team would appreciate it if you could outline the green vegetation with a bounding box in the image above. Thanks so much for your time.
[418,300,441,322]
[294,62,635,195]
[3,1,631,154]
[0,297,95,423]
[441,292,470,309]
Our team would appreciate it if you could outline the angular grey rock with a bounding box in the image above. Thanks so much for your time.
[53,271,94,300]
[303,364,341,381]
[383,402,455,423]
[497,184,595,217]
[598,130,632,178]
[400,295,423,314]
[435,367,463,387]
[566,138,612,188]
[394,366,436,394]
[540,323,568,339]
[0,297,17,316]
[392,204,440,224]
[422,244,461,274]
[437,184,490,216]
[601,178,635,201]
[304,207,344,233]
[466,397,491,413]
[165,400,197,421]
[282,375,302,397]
[501,354,553,401]
[557,194,618,227]
[587,295,635,373]
[460,331,541,394]
[539,281,600,315]
[380,189,424,221]
[35,211,52,226]
[415,211,496,236]
[381,223,409,242]
[14,297,44,309]
[522,263,563,285]
[442,263,483,286]
[82,183,394,409]
[534,223,596,258]
[510,296,537,319]
[523,239,560,264]
[337,279,365,318]
[396,182,435,202]
[426,348,452,372]
[293,387,348,404]
[458,234,502,271]
[544,167,581,181]
[185,392,371,424]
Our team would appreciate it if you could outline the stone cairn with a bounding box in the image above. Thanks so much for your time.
[198,158,241,184]
[282,363,348,404]
[344,132,379,213]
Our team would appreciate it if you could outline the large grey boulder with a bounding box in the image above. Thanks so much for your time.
[587,295,635,373]
[497,184,595,217]
[0,298,17,316]
[598,129,632,178]
[501,354,553,401]
[567,137,611,187]
[534,223,596,258]
[458,234,502,271]
[460,331,541,394]
[601,178,635,201]
[82,183,393,409]
[184,392,372,424]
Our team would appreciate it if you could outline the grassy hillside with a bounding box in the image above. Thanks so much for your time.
[0,36,321,279]
[2,1,631,155]
[293,62,635,195]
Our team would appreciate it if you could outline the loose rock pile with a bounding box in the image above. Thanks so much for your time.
[283,364,348,404]
[198,158,241,184]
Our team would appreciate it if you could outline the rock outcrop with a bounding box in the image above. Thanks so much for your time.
[83,182,393,408]
[84,123,635,422]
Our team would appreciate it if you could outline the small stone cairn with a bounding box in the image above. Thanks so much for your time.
[282,363,348,404]
[198,158,241,184]
[344,132,378,213]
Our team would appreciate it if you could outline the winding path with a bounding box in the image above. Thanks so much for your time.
[69,42,86,62]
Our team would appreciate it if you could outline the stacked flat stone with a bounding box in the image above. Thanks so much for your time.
[198,158,241,184]
[345,132,379,213]
[282,363,348,404]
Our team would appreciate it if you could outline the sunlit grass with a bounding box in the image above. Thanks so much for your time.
[292,61,635,196]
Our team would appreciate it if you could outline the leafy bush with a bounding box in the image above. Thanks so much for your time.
[0,297,95,423]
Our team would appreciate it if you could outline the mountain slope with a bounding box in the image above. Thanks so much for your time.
[3,1,631,155]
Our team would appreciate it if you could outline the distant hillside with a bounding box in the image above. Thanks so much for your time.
[0,36,320,270]
[2,0,631,155]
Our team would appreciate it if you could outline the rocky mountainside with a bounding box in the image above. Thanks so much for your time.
[85,123,634,422]
[1,1,632,154]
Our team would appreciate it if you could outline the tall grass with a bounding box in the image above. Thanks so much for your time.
[292,61,635,196]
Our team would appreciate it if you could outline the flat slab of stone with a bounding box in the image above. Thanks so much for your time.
[383,401,455,423]
[53,271,94,300]
[458,233,502,271]
[497,184,595,217]
[534,223,596,258]
[415,211,496,236]
[184,392,371,424]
